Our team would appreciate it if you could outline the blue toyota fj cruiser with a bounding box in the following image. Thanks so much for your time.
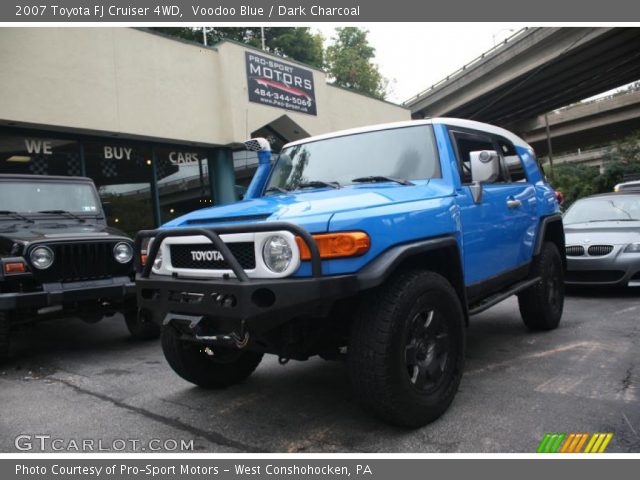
[135,118,565,427]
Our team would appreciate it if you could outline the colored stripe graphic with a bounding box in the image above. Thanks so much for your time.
[560,433,576,453]
[537,433,565,453]
[537,433,613,453]
[571,433,589,453]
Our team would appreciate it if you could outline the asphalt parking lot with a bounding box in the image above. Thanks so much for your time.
[0,289,638,453]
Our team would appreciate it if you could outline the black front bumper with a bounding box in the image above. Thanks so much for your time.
[0,277,135,312]
[134,223,358,334]
[136,274,359,333]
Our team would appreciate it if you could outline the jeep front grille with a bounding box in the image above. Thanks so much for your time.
[53,242,116,282]
[169,242,255,270]
[566,245,585,257]
[588,245,613,256]
[28,241,131,283]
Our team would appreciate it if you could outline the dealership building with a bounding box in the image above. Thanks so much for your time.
[0,28,409,235]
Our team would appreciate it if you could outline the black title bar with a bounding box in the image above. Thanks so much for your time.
[3,0,640,22]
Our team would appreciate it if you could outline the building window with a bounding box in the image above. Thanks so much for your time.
[154,147,211,223]
[83,141,154,236]
[0,134,81,176]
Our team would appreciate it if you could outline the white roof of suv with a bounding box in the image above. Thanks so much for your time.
[282,118,532,151]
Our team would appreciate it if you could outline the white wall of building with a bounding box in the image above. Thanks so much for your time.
[0,28,409,146]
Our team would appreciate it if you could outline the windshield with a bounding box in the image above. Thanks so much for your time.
[563,195,640,224]
[265,125,440,192]
[0,181,101,214]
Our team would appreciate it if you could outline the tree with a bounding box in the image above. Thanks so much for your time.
[324,27,387,99]
[149,27,323,68]
[266,28,324,68]
[548,129,640,207]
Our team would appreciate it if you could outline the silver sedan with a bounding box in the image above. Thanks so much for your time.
[563,192,640,287]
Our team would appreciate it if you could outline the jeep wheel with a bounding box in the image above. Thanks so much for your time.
[518,242,564,331]
[349,270,465,428]
[124,309,161,340]
[161,324,263,388]
[0,311,10,362]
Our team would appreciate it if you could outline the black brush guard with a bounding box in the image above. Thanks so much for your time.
[134,223,359,341]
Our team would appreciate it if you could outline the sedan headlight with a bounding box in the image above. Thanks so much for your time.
[262,235,293,273]
[113,242,134,264]
[30,246,54,270]
[624,243,640,253]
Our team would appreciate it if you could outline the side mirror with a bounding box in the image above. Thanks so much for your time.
[468,150,500,204]
[470,150,500,183]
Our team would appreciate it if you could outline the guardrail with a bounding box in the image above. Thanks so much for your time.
[403,27,531,106]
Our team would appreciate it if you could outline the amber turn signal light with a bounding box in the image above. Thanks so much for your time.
[4,262,26,274]
[295,232,370,260]
[140,254,148,265]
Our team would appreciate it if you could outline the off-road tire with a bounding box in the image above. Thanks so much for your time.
[124,309,161,340]
[349,270,466,428]
[0,311,10,362]
[518,241,564,331]
[161,324,263,388]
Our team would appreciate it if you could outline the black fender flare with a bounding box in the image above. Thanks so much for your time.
[355,235,469,321]
[533,213,566,267]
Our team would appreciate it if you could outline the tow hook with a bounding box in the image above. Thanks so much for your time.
[230,331,250,349]
[230,319,250,349]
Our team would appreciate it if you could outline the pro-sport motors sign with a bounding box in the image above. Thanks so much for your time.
[245,52,317,116]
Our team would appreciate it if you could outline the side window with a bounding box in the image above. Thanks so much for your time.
[497,138,527,183]
[450,130,501,184]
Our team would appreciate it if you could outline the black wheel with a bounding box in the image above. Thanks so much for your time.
[518,242,564,331]
[0,311,10,362]
[124,309,161,340]
[349,270,466,428]
[161,324,263,388]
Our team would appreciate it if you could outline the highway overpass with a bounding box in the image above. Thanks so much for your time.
[405,27,640,126]
[539,147,610,173]
[514,89,640,157]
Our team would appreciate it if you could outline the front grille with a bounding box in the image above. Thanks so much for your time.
[588,245,614,256]
[566,245,585,257]
[29,241,130,283]
[55,242,110,281]
[169,242,255,270]
[565,270,625,283]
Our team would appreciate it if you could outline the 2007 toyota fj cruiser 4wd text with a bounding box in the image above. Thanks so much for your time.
[135,118,565,427]
[0,174,160,360]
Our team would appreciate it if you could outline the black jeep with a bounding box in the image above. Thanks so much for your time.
[0,174,159,360]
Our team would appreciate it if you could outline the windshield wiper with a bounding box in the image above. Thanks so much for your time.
[296,180,341,190]
[264,186,289,194]
[351,176,414,186]
[0,210,34,223]
[37,210,86,223]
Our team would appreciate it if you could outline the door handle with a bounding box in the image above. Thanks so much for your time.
[507,198,522,209]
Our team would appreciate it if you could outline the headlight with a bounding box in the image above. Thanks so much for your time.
[152,246,163,271]
[30,246,54,270]
[144,239,163,271]
[262,235,293,273]
[624,243,640,253]
[113,242,133,264]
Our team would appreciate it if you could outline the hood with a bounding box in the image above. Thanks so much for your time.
[564,220,640,246]
[163,182,448,231]
[0,219,129,254]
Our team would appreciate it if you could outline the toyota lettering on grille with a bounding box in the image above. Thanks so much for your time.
[190,250,224,262]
